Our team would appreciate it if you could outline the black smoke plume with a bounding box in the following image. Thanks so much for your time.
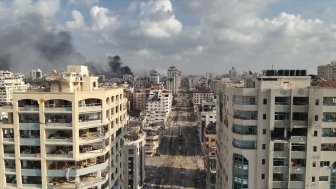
[0,12,84,73]
[89,55,133,77]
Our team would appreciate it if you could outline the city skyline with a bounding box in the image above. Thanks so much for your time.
[0,0,335,75]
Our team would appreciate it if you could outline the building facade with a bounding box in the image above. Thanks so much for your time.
[317,61,336,80]
[145,88,172,126]
[0,65,128,189]
[123,131,146,189]
[193,89,214,105]
[216,69,336,189]
[166,66,181,96]
[0,71,27,104]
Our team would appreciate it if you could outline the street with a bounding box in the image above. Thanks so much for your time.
[144,93,206,189]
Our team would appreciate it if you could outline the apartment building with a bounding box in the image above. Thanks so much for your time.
[145,88,172,126]
[167,66,181,96]
[317,61,336,80]
[143,127,160,156]
[123,131,146,189]
[0,65,128,189]
[132,88,150,111]
[216,69,336,189]
[0,70,27,104]
[193,88,214,105]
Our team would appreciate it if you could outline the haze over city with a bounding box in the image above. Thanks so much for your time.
[0,0,335,74]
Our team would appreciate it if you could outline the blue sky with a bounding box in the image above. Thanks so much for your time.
[0,0,335,75]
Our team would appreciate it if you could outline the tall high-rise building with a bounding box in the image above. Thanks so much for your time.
[0,65,128,189]
[317,61,336,80]
[0,71,27,104]
[229,67,238,80]
[216,69,336,189]
[149,70,160,84]
[166,66,181,96]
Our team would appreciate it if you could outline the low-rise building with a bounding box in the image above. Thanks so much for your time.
[143,128,160,157]
[0,70,27,104]
[192,88,214,105]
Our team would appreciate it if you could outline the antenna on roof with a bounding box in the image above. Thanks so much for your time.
[272,65,274,70]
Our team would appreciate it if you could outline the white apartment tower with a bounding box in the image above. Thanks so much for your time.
[0,71,27,104]
[123,131,146,189]
[167,66,181,96]
[145,88,172,126]
[0,65,128,189]
[216,69,336,189]
[317,61,336,81]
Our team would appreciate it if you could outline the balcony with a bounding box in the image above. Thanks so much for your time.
[46,131,73,145]
[5,167,16,174]
[18,106,39,112]
[3,132,14,143]
[272,181,288,188]
[289,181,304,188]
[290,136,307,143]
[20,138,40,146]
[45,99,72,112]
[291,151,306,159]
[45,122,72,129]
[47,159,108,177]
[290,166,305,174]
[79,132,106,144]
[46,146,73,159]
[291,120,307,127]
[274,120,290,128]
[292,105,308,112]
[48,172,109,189]
[273,151,289,158]
[21,169,42,176]
[19,123,40,130]
[273,166,289,173]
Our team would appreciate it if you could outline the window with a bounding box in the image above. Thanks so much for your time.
[312,162,316,167]
[319,176,328,181]
[314,131,318,137]
[262,144,266,150]
[262,174,265,180]
[315,115,318,121]
[315,99,319,105]
[313,146,317,152]
[320,161,330,167]
[263,129,266,135]
[263,99,267,104]
[312,177,315,182]
[262,159,265,165]
[263,114,266,120]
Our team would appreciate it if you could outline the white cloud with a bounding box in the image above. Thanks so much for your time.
[90,5,119,31]
[138,0,182,39]
[66,10,85,30]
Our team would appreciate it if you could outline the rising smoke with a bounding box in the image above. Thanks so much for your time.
[89,55,133,77]
[0,12,84,73]
[0,6,133,77]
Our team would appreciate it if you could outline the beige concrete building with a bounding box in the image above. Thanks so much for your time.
[0,70,27,104]
[0,65,128,189]
[192,89,214,105]
[167,66,181,96]
[123,131,146,189]
[132,89,150,111]
[216,69,336,189]
[317,61,336,80]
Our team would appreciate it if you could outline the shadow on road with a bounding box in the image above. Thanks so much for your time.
[158,126,202,156]
[144,165,206,189]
